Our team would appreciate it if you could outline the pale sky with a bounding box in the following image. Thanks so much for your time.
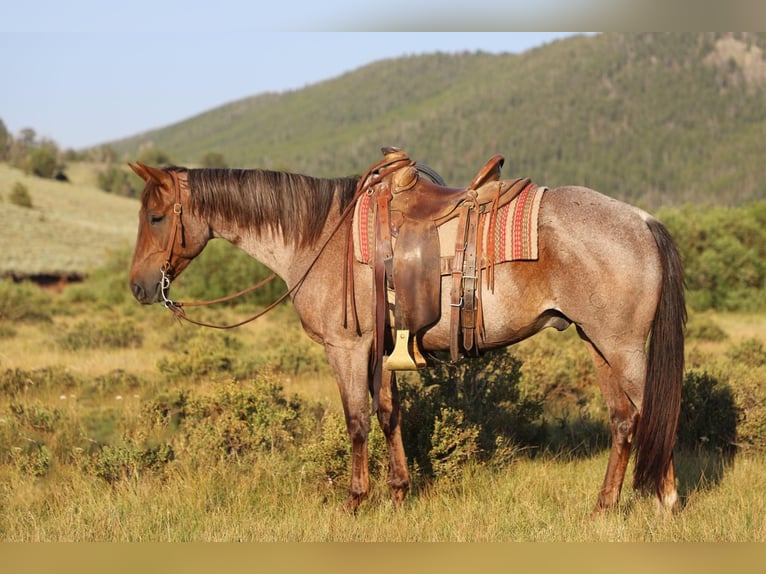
[0,1,591,149]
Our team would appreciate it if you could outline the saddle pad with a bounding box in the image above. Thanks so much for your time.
[352,184,546,265]
[486,183,546,262]
[353,192,377,265]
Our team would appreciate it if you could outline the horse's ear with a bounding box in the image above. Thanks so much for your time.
[129,162,149,181]
[130,161,172,188]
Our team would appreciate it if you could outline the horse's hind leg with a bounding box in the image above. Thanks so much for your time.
[577,328,641,513]
[376,367,410,506]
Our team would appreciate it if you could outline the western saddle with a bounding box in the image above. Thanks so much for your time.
[353,147,533,384]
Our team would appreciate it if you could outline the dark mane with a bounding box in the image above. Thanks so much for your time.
[185,168,360,247]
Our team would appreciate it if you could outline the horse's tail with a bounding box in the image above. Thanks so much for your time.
[632,217,687,494]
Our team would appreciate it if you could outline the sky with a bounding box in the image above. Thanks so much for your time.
[0,1,593,150]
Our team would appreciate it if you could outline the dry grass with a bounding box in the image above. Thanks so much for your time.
[0,164,137,275]
[1,303,765,541]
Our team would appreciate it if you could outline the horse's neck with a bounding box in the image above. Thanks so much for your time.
[208,188,346,288]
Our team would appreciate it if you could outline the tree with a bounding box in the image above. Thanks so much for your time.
[200,151,228,169]
[27,140,59,179]
[137,143,171,166]
[97,165,136,196]
[0,118,10,161]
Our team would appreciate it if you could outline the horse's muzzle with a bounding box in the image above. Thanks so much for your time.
[131,280,162,305]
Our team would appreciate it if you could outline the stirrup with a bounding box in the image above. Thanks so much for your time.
[385,329,427,371]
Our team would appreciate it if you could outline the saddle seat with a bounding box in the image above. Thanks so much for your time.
[386,149,506,222]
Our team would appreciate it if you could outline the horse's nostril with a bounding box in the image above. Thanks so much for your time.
[131,282,145,302]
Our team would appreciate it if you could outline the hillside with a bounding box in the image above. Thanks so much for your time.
[0,164,137,278]
[109,32,766,210]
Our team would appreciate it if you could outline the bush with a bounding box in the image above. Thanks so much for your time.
[173,377,307,460]
[8,181,33,208]
[56,318,143,351]
[301,409,388,489]
[0,366,80,397]
[84,440,175,483]
[685,314,728,342]
[0,279,53,323]
[97,165,136,196]
[157,330,251,381]
[678,370,739,458]
[399,350,544,479]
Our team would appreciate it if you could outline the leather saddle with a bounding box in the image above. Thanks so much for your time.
[358,147,532,373]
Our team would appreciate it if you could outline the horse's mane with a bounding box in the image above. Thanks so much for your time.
[178,168,359,247]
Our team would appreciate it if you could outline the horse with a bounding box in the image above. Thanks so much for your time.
[127,155,686,514]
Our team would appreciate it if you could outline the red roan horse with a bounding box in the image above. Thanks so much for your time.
[128,153,685,514]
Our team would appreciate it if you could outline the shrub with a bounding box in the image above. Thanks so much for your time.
[9,401,62,433]
[301,409,388,489]
[726,337,766,368]
[10,443,51,477]
[63,247,133,308]
[85,440,175,483]
[678,370,739,458]
[157,330,249,381]
[0,279,53,323]
[685,314,728,342]
[165,377,308,460]
[0,366,80,397]
[56,318,143,351]
[9,181,33,208]
[97,165,136,196]
[399,350,544,478]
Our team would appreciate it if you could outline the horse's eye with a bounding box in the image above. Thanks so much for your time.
[149,214,165,226]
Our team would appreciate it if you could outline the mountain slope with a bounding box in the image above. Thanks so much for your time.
[110,33,766,209]
[0,164,137,277]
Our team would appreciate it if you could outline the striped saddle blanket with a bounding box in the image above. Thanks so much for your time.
[353,183,546,269]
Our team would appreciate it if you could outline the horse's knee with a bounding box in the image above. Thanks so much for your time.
[345,413,370,443]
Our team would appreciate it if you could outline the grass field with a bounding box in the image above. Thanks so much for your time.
[1,280,765,541]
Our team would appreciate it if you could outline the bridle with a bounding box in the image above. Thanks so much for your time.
[155,170,292,329]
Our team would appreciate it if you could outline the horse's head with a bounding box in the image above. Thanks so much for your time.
[128,162,210,304]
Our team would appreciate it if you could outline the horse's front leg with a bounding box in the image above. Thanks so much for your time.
[325,341,373,513]
[376,366,410,506]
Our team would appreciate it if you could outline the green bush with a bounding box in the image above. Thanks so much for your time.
[399,350,545,479]
[63,248,133,308]
[678,370,739,457]
[685,314,729,342]
[176,377,306,459]
[85,440,175,483]
[157,330,251,381]
[56,318,143,351]
[8,181,33,208]
[301,409,388,489]
[0,279,53,323]
[10,443,51,477]
[0,366,81,397]
[97,165,137,196]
